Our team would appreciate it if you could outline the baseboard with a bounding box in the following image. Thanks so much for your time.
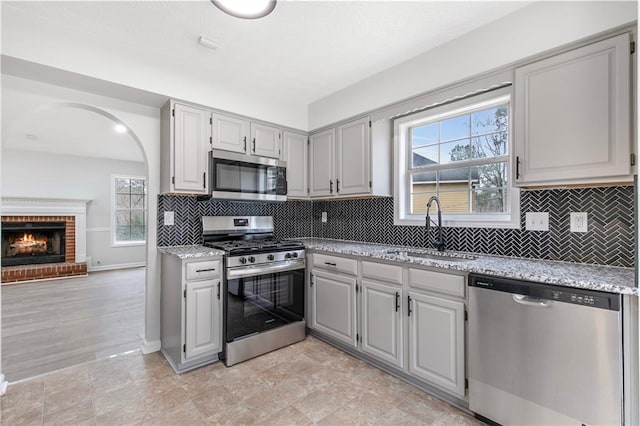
[88,262,145,272]
[0,374,7,396]
[140,337,161,354]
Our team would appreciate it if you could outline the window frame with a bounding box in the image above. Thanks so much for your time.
[393,88,520,229]
[111,174,147,247]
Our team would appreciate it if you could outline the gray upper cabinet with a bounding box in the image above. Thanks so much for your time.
[161,101,210,194]
[283,131,308,198]
[309,129,336,197]
[250,122,281,159]
[212,112,248,154]
[337,117,370,195]
[514,33,632,186]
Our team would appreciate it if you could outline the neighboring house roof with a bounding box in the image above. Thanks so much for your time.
[412,152,480,183]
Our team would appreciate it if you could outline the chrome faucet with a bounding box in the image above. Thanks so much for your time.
[425,196,445,252]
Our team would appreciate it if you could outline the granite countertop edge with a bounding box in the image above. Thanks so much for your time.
[158,245,225,259]
[297,238,637,296]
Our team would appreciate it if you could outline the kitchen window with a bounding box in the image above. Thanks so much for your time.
[394,88,519,228]
[112,175,147,246]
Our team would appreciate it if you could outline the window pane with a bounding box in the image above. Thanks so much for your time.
[131,226,145,241]
[472,162,508,189]
[472,105,508,135]
[438,166,470,185]
[440,139,471,164]
[412,145,438,167]
[131,194,145,209]
[410,190,437,215]
[411,170,437,186]
[473,132,507,158]
[440,114,469,142]
[131,211,145,226]
[116,178,131,194]
[116,194,131,209]
[474,188,508,213]
[437,190,471,214]
[116,211,131,227]
[130,179,145,194]
[411,123,438,147]
[116,226,130,241]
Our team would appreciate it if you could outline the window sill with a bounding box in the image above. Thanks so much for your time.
[394,216,520,229]
[112,241,146,248]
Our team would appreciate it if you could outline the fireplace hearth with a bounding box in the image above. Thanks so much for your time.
[2,221,66,267]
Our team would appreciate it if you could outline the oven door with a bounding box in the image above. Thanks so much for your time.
[211,151,287,201]
[225,260,305,343]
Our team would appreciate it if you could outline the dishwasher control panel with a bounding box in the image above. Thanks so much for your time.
[469,274,620,311]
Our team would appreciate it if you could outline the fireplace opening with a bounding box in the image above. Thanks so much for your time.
[1,221,66,267]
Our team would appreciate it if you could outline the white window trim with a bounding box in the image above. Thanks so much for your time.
[111,174,147,247]
[393,87,520,229]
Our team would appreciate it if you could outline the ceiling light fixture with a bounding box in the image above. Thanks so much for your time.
[211,0,276,19]
[114,124,127,134]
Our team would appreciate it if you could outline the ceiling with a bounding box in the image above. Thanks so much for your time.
[2,1,532,108]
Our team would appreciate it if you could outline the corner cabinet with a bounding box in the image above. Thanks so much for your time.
[161,101,211,194]
[514,33,633,186]
[309,116,390,199]
[282,131,308,198]
[161,254,223,373]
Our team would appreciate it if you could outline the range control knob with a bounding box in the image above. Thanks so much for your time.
[267,254,275,261]
[248,256,256,263]
[284,253,292,259]
[291,252,299,258]
[239,257,247,265]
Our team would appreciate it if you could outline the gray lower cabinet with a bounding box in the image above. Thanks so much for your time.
[311,269,358,348]
[408,291,465,397]
[361,279,403,368]
[161,254,223,373]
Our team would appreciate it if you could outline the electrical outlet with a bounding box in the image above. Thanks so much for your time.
[321,212,327,223]
[570,212,588,233]
[525,212,549,231]
[164,211,175,226]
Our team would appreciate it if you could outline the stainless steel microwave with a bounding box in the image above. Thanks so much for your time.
[209,150,287,202]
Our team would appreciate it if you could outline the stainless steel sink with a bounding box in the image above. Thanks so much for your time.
[384,249,477,262]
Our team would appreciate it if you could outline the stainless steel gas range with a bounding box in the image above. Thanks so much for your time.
[202,216,306,366]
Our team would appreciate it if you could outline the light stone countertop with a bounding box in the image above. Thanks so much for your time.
[158,245,225,259]
[298,238,637,296]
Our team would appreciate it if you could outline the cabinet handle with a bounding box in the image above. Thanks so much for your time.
[310,274,314,287]
[329,180,333,194]
[516,156,521,180]
[202,172,206,189]
[336,179,340,193]
[195,268,216,272]
[395,292,400,312]
[243,136,247,152]
[407,295,412,317]
[217,283,220,299]
[252,138,256,152]
[324,262,337,266]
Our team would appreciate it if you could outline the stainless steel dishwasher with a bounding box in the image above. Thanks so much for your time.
[468,274,623,425]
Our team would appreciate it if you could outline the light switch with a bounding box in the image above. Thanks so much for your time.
[321,212,327,223]
[525,212,549,231]
[570,212,588,233]
[164,211,175,226]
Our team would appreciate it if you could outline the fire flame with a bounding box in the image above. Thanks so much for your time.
[13,233,47,250]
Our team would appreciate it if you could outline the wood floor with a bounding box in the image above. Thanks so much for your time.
[1,268,145,382]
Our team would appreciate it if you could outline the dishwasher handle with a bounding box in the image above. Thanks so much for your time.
[513,294,553,307]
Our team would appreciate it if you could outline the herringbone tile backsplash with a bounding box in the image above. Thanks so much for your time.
[158,186,635,267]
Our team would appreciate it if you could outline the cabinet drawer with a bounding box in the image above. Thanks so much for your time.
[185,260,220,281]
[313,253,357,276]
[362,261,402,285]
[409,268,465,298]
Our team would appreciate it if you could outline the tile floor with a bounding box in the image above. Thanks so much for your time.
[0,336,480,425]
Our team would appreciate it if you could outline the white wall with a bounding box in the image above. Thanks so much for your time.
[309,1,638,129]
[1,150,146,270]
[1,73,163,357]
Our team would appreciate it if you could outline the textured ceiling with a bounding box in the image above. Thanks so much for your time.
[2,1,532,107]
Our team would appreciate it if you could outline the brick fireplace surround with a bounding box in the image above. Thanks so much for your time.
[1,215,87,284]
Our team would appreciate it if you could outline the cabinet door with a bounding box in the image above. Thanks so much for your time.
[408,291,465,397]
[361,280,403,368]
[311,269,357,347]
[283,131,308,198]
[309,129,335,197]
[251,122,281,158]
[212,113,248,154]
[173,103,210,193]
[185,279,222,360]
[337,117,370,195]
[514,33,631,186]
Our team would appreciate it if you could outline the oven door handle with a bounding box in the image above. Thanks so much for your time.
[227,260,306,279]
